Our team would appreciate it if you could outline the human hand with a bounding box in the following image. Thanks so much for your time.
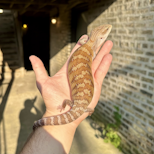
[29,35,113,128]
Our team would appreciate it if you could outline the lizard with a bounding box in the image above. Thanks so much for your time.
[33,24,112,130]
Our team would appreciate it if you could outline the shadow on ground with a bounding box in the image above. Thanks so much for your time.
[0,71,14,154]
[15,96,42,153]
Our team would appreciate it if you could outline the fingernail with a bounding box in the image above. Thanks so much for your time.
[29,55,35,62]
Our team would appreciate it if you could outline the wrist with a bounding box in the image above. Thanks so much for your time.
[41,124,77,153]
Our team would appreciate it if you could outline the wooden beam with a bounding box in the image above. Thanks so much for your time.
[67,0,89,9]
[38,0,56,9]
[9,0,17,8]
[49,7,59,17]
[0,0,68,6]
[24,0,34,9]
[31,6,58,17]
[19,10,27,15]
[9,3,14,8]
[0,4,57,13]
[38,3,47,9]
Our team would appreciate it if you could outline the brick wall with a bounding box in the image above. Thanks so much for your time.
[50,6,72,76]
[84,0,154,154]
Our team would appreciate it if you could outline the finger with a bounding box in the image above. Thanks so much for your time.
[92,40,113,72]
[61,35,89,70]
[29,55,48,83]
[94,54,112,84]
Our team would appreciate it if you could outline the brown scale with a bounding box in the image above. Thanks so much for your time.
[33,44,94,130]
[68,45,92,71]
[69,44,94,98]
[33,24,112,130]
[69,67,92,84]
[71,75,93,88]
[69,110,79,119]
[72,93,93,104]
[71,84,94,96]
[60,114,66,124]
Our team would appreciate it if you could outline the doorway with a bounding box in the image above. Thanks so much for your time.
[71,7,88,43]
[22,15,50,74]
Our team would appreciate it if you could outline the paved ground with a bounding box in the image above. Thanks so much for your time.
[0,71,122,154]
[70,118,122,154]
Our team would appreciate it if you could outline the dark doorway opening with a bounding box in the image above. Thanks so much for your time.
[22,15,50,74]
[71,6,88,43]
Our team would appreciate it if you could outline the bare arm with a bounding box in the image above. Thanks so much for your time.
[20,35,113,154]
[20,126,75,154]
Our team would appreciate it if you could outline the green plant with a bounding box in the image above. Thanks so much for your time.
[102,106,122,150]
[103,128,121,148]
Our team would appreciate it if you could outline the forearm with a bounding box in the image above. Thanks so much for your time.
[20,124,76,154]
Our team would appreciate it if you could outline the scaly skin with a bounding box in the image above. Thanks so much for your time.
[33,24,112,130]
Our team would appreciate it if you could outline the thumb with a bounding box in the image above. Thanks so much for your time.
[29,55,48,84]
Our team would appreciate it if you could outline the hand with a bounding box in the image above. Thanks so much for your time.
[29,35,113,128]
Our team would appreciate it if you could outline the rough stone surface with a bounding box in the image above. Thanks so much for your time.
[0,71,121,154]
[0,71,45,154]
[70,118,122,154]
[85,0,154,154]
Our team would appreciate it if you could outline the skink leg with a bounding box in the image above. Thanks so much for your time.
[60,99,74,112]
[85,107,94,116]
[78,36,89,45]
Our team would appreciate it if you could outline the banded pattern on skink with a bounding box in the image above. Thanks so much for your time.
[33,24,112,130]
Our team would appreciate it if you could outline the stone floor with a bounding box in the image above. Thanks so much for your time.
[70,118,122,154]
[0,71,45,154]
[0,71,122,154]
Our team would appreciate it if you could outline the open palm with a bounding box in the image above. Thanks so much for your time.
[29,35,113,127]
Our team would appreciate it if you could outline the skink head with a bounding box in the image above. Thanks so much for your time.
[89,24,112,51]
